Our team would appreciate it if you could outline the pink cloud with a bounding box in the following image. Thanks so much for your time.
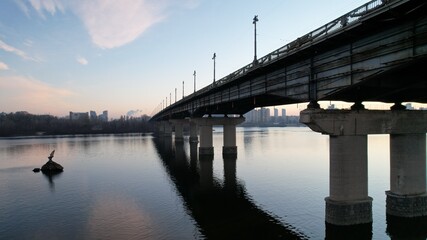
[0,75,75,115]
[0,61,9,70]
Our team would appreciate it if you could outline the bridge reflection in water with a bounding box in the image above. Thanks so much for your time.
[153,137,307,239]
[149,136,427,239]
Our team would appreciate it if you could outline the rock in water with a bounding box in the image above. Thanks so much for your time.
[33,168,41,172]
[40,150,63,173]
[41,160,64,173]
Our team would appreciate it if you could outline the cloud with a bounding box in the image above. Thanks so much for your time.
[77,56,88,65]
[0,75,75,114]
[19,0,199,49]
[23,39,34,47]
[0,39,39,62]
[74,0,166,49]
[14,0,31,17]
[0,62,9,70]
[28,0,64,17]
[126,109,144,117]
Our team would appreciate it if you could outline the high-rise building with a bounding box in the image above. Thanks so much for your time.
[69,112,89,121]
[244,110,254,123]
[405,103,414,110]
[98,110,108,122]
[273,108,278,122]
[260,108,270,123]
[90,111,97,121]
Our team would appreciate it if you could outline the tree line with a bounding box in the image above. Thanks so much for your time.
[0,112,154,137]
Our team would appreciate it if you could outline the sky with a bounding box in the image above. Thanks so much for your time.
[0,0,374,118]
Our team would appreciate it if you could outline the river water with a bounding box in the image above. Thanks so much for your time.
[0,127,425,239]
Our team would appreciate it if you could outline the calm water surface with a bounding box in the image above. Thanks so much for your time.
[0,127,425,239]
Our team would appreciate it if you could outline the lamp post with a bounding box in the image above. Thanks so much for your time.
[212,53,216,83]
[175,88,177,103]
[193,70,196,93]
[253,15,259,64]
[170,93,171,105]
[182,81,184,99]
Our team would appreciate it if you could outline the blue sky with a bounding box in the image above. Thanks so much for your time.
[0,0,371,118]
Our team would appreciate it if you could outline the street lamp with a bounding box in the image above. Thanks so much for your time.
[175,88,177,103]
[253,15,259,64]
[182,81,185,99]
[193,70,196,93]
[212,53,216,83]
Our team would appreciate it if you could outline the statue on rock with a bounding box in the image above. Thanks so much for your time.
[48,150,55,161]
[41,150,64,173]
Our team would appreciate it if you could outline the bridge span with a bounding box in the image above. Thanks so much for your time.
[150,0,427,227]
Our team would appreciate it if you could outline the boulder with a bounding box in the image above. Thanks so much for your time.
[41,160,64,173]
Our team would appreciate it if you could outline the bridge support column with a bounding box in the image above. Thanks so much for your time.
[223,117,245,156]
[300,108,372,226]
[175,124,184,142]
[189,121,199,143]
[170,120,185,142]
[159,121,172,137]
[223,124,237,155]
[301,108,427,225]
[387,133,427,217]
[327,135,372,225]
[199,123,214,156]
[193,116,245,157]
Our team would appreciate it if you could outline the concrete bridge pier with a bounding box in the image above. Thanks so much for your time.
[170,120,185,142]
[189,121,199,143]
[300,108,372,226]
[193,116,245,157]
[327,135,372,225]
[199,122,214,156]
[223,124,237,155]
[158,121,172,137]
[301,106,427,225]
[387,133,427,217]
[222,117,245,156]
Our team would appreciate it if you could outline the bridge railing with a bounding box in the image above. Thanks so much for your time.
[151,0,395,119]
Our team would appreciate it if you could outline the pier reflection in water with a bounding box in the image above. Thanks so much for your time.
[386,215,427,240]
[153,137,308,239]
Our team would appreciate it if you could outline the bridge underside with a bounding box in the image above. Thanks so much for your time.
[190,95,300,117]
[327,56,427,103]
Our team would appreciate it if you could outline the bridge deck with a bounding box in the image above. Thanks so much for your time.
[152,0,427,121]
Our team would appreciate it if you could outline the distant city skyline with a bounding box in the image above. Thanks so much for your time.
[2,0,424,118]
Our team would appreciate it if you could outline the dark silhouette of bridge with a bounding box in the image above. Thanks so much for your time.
[151,0,427,121]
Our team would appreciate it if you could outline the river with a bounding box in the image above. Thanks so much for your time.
[0,127,425,239]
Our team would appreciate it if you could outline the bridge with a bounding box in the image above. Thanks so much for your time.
[150,0,427,227]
